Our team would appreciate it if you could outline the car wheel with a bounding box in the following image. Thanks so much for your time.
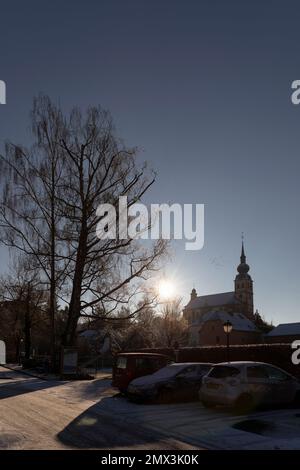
[157,388,173,404]
[234,393,254,413]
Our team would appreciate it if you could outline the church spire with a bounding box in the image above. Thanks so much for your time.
[240,240,246,264]
[235,235,254,320]
[237,234,249,273]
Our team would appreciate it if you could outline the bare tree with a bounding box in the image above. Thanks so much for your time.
[0,96,167,352]
[154,298,189,347]
[58,106,166,346]
[0,255,48,360]
[0,96,67,364]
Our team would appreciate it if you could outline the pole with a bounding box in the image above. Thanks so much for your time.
[226,333,230,363]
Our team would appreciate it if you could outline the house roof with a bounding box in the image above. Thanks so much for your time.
[185,291,239,310]
[266,323,300,337]
[191,310,257,332]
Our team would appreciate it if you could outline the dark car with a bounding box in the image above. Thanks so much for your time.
[112,352,170,392]
[127,362,213,402]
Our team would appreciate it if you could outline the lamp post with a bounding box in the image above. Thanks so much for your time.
[223,321,233,363]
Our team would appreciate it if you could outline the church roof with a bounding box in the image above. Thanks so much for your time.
[266,323,300,337]
[185,291,239,310]
[191,310,257,332]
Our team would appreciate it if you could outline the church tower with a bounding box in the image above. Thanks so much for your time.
[234,241,254,320]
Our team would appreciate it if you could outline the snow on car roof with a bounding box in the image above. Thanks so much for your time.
[216,361,276,367]
[130,362,213,387]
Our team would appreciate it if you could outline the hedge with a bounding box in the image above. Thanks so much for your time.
[130,343,300,379]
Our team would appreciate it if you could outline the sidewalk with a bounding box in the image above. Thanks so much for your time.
[2,363,112,381]
[2,363,59,380]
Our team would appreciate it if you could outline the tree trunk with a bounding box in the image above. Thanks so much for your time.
[62,223,87,348]
[49,158,57,370]
[24,290,31,360]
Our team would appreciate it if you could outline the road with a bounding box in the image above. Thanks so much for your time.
[1,365,300,450]
[0,366,196,450]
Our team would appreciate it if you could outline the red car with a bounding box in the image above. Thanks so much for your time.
[112,352,170,392]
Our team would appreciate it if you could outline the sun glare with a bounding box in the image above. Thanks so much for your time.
[158,279,176,300]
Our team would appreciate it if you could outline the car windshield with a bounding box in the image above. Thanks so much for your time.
[149,364,189,379]
[208,365,240,378]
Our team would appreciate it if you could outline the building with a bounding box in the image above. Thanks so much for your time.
[183,242,262,346]
[265,323,300,344]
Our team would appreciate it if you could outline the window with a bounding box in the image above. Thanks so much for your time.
[176,365,197,378]
[116,357,127,369]
[197,365,212,376]
[208,366,240,378]
[216,336,220,344]
[135,357,159,372]
[247,366,269,379]
[265,366,290,382]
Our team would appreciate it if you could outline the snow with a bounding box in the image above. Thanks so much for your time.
[1,365,300,450]
[130,363,210,387]
[267,322,300,336]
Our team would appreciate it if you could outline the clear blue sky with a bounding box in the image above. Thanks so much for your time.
[0,0,300,325]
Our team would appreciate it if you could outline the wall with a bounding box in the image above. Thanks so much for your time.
[133,343,300,379]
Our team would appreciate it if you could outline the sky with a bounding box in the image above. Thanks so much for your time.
[0,0,300,325]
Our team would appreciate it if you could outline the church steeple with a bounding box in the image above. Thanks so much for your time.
[190,288,197,301]
[234,238,254,320]
[240,241,246,264]
[237,241,250,274]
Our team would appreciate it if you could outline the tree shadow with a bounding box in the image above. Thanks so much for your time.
[57,397,175,449]
[67,377,115,401]
[0,371,64,399]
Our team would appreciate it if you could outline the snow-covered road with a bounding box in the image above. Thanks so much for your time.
[1,366,300,450]
[0,366,196,450]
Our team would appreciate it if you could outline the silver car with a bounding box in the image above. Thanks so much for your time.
[199,361,299,410]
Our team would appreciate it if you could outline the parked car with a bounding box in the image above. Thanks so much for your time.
[127,362,213,402]
[112,352,170,392]
[199,361,300,411]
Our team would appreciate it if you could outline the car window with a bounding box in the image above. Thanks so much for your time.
[116,357,127,369]
[176,365,197,377]
[135,358,157,371]
[247,366,269,379]
[208,366,240,378]
[265,366,290,381]
[150,365,186,379]
[197,365,212,376]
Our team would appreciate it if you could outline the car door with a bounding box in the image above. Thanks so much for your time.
[175,365,199,399]
[264,365,297,404]
[246,365,274,404]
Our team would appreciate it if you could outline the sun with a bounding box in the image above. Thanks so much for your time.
[158,279,176,300]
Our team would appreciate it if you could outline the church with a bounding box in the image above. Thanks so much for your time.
[183,243,262,346]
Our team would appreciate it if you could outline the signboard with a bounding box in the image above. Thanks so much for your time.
[61,348,78,375]
[0,340,6,364]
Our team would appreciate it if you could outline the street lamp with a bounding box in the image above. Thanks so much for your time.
[223,321,233,363]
